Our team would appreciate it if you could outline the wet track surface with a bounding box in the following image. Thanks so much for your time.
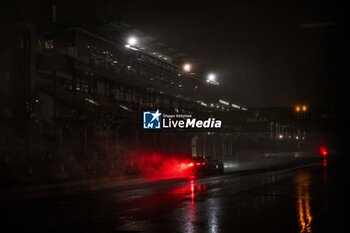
[1,161,344,233]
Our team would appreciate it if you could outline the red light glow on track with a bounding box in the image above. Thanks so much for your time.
[190,180,195,204]
[323,158,327,168]
[134,152,194,180]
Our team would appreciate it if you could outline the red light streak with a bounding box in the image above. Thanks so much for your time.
[133,152,195,180]
[323,159,327,168]
[190,180,195,205]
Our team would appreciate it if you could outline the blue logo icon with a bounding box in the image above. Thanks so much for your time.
[143,110,162,129]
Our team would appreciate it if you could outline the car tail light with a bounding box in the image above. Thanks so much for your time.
[194,162,206,166]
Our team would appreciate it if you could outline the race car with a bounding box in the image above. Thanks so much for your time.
[192,156,224,174]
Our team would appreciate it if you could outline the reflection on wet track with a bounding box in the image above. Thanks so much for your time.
[296,172,313,233]
[0,162,342,233]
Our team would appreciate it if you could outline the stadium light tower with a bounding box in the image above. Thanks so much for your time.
[183,63,191,73]
[125,36,140,51]
[206,73,219,85]
[127,36,138,46]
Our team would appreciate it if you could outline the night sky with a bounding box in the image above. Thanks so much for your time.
[1,0,342,107]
